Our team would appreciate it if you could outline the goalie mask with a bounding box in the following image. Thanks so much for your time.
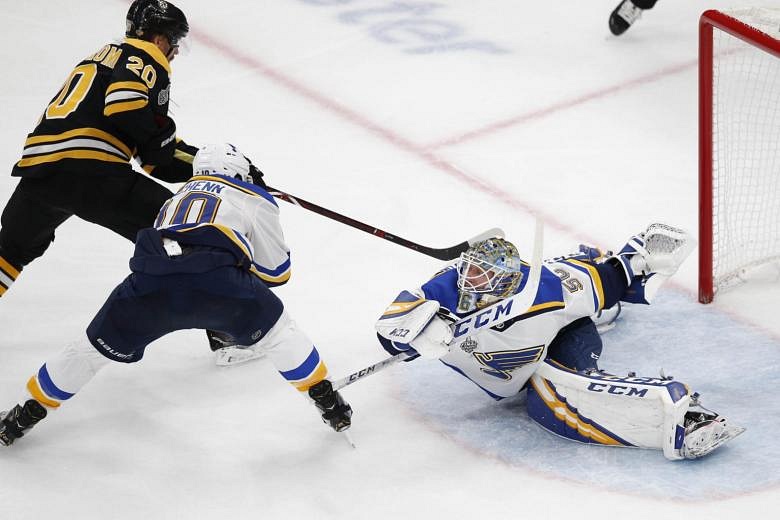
[456,238,524,312]
[194,143,252,183]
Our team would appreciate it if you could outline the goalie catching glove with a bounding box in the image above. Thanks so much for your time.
[612,223,696,304]
[375,290,453,359]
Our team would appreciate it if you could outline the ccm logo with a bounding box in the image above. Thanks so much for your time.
[453,299,513,338]
[587,382,648,397]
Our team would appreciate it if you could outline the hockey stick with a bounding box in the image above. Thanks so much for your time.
[267,185,503,260]
[332,218,545,392]
[332,351,415,391]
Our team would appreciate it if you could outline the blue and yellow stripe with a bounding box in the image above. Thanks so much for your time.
[562,259,605,312]
[530,376,631,446]
[26,365,74,409]
[279,347,329,392]
[380,291,428,319]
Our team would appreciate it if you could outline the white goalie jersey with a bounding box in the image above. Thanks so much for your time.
[153,174,292,287]
[380,257,612,400]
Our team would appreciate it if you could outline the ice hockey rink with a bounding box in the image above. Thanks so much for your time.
[1,0,779,518]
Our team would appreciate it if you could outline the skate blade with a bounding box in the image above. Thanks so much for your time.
[685,424,746,459]
[214,346,265,367]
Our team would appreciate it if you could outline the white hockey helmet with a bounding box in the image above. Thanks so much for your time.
[457,237,524,299]
[193,143,252,182]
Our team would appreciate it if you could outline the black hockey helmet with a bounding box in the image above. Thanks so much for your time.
[126,0,189,46]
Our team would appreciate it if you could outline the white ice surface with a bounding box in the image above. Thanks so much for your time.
[1,1,779,519]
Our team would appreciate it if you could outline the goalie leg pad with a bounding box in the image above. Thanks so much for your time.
[527,360,691,459]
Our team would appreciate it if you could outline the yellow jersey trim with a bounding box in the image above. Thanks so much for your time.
[104,99,149,116]
[567,259,605,312]
[0,257,20,278]
[106,81,149,94]
[124,38,171,73]
[18,150,128,167]
[24,127,133,160]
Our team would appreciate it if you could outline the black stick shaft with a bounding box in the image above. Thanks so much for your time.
[267,186,501,260]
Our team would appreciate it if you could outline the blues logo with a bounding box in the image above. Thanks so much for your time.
[473,345,545,380]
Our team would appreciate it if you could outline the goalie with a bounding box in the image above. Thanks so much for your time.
[374,224,744,460]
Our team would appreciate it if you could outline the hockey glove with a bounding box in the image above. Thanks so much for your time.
[248,163,267,188]
[409,316,452,359]
[139,116,177,165]
[308,379,352,432]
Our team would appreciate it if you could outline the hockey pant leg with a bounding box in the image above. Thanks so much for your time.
[527,360,691,460]
[24,333,111,411]
[0,178,72,295]
[545,317,602,371]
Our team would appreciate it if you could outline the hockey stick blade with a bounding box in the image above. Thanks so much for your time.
[267,186,502,260]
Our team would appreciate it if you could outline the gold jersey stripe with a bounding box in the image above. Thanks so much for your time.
[0,285,7,296]
[18,149,128,167]
[103,98,149,117]
[174,148,195,164]
[190,175,263,197]
[124,38,171,73]
[566,259,605,312]
[0,257,20,278]
[106,80,149,94]
[24,127,132,159]
[251,265,291,284]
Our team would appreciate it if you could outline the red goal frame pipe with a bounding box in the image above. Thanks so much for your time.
[698,10,780,303]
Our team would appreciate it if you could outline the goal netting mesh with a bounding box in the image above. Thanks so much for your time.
[710,8,780,293]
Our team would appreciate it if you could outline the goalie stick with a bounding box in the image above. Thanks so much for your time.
[267,185,503,260]
[332,219,545,392]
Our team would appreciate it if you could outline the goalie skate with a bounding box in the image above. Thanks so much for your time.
[214,344,265,367]
[681,412,745,459]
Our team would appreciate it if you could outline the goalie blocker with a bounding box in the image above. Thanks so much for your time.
[528,360,745,460]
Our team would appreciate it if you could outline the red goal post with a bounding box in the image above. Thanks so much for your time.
[699,9,780,303]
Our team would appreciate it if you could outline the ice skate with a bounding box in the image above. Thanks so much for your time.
[681,398,745,459]
[609,0,643,35]
[214,344,266,366]
[0,399,47,446]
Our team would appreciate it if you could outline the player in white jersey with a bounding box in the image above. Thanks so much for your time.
[0,144,352,447]
[375,226,744,460]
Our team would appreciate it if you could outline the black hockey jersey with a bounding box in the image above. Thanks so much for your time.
[12,38,195,182]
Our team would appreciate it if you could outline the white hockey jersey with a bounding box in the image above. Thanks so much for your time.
[383,257,612,399]
[153,174,291,286]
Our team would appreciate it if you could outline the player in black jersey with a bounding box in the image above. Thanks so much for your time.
[0,0,196,298]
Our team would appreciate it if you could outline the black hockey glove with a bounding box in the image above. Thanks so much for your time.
[308,379,352,432]
[139,117,177,165]
[248,163,267,189]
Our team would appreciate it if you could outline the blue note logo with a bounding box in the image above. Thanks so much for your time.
[473,346,545,380]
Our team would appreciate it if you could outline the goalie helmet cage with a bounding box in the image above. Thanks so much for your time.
[699,8,780,303]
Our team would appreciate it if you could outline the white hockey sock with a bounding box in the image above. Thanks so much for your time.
[24,333,110,409]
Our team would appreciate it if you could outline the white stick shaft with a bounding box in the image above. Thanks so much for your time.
[332,352,413,391]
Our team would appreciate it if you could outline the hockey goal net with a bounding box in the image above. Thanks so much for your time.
[699,8,780,303]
